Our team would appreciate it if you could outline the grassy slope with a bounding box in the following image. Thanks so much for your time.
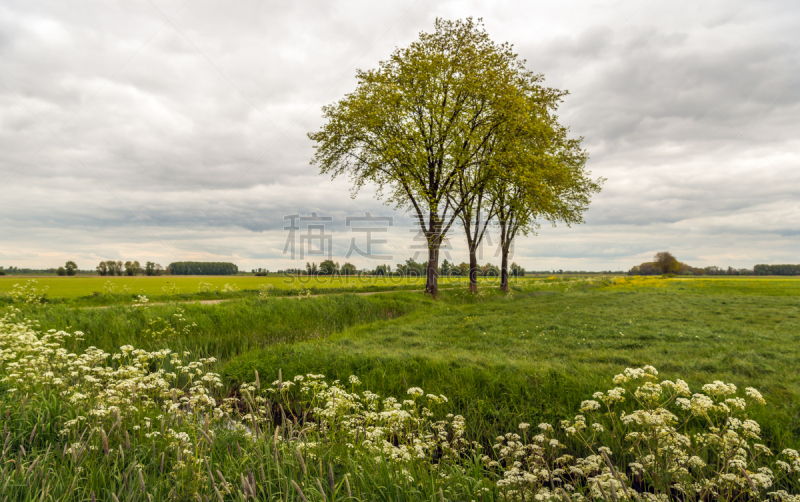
[27,292,430,362]
[224,278,800,451]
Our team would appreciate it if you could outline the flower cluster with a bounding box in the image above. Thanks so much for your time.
[161,283,180,295]
[239,372,467,466]
[196,281,217,293]
[0,311,223,495]
[258,283,276,300]
[484,366,799,501]
[141,308,196,342]
[4,279,49,303]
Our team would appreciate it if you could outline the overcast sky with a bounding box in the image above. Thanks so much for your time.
[1,0,798,272]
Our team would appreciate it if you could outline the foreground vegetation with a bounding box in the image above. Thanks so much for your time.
[1,277,799,500]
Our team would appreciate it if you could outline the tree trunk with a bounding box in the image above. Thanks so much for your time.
[469,249,478,293]
[425,241,440,298]
[501,244,510,293]
[499,217,510,293]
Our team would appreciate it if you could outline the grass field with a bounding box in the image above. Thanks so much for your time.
[2,276,799,500]
[12,275,800,446]
[0,274,522,303]
[226,276,800,447]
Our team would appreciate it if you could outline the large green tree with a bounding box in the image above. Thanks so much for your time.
[309,18,544,298]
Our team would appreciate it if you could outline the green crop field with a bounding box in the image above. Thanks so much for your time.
[0,274,419,298]
[0,274,525,302]
[2,276,799,500]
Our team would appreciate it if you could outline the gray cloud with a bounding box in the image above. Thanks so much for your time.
[1,0,799,271]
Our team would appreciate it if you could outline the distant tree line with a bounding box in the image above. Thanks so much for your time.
[3,265,81,275]
[753,264,800,276]
[526,270,624,275]
[96,260,164,276]
[294,261,358,276]
[433,259,509,278]
[168,262,238,275]
[288,258,525,279]
[627,252,800,276]
[702,266,755,276]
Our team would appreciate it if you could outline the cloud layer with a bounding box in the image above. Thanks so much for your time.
[1,0,798,271]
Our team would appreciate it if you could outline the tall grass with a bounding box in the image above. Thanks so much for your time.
[19,293,429,361]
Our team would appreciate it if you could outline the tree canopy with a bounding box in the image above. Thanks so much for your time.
[654,252,680,274]
[310,18,558,297]
[64,261,78,276]
[489,97,601,290]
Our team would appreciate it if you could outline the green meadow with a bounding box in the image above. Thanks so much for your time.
[2,276,799,500]
[12,275,800,446]
[224,276,800,449]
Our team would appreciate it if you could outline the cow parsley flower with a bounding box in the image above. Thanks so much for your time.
[406,387,424,398]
